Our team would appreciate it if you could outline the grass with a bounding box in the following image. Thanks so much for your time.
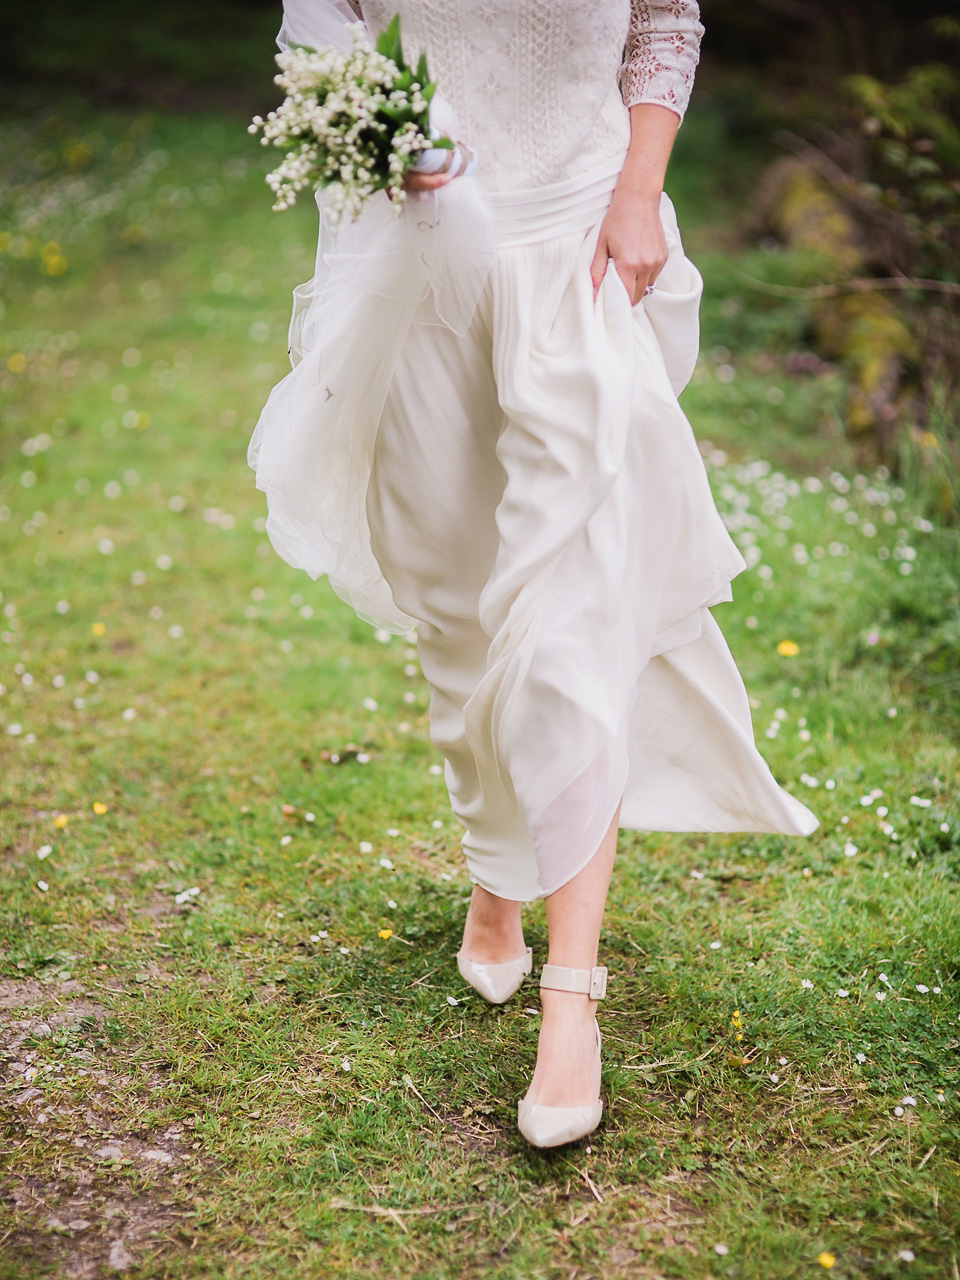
[0,99,959,1279]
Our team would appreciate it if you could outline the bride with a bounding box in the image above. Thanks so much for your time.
[249,0,819,1148]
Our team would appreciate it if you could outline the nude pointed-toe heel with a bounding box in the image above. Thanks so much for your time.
[456,945,533,1004]
[517,963,607,1149]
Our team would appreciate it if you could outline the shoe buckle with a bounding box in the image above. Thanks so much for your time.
[589,966,607,1000]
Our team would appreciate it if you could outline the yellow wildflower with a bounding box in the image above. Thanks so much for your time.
[91,622,106,636]
[777,639,799,657]
[93,802,109,815]
[53,814,69,829]
[818,1252,836,1269]
[378,928,393,940]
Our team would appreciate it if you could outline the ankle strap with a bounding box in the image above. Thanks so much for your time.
[539,964,607,1001]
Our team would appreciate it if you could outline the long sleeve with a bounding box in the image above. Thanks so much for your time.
[619,0,705,122]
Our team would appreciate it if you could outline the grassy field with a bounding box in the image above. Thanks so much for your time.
[1,100,959,1279]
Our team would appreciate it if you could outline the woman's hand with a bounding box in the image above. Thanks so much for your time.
[401,170,454,194]
[590,102,680,304]
[589,190,667,305]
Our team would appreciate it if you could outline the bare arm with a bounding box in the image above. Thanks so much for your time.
[589,103,679,304]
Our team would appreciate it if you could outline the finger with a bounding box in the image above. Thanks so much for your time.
[403,172,454,193]
[635,254,668,302]
[589,243,610,301]
[614,263,640,307]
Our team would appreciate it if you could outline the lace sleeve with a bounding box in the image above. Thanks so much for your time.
[619,0,705,122]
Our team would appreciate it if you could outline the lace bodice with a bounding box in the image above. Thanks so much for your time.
[288,1,703,192]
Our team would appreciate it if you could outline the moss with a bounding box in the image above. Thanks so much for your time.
[767,162,918,447]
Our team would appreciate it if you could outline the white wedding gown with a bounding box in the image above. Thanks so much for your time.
[249,0,819,902]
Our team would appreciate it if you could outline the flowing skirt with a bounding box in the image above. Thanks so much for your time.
[249,156,819,901]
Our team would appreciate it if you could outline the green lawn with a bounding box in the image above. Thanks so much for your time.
[1,103,959,1279]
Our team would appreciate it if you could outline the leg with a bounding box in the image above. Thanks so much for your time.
[522,801,620,1107]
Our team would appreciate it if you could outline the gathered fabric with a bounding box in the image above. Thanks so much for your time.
[249,0,819,900]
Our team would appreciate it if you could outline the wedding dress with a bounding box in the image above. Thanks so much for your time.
[249,0,819,903]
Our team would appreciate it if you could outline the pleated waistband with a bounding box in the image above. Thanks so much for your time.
[486,150,628,248]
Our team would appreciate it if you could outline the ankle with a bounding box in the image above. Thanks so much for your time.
[539,987,598,1023]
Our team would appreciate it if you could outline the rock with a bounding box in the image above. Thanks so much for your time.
[142,1149,173,1164]
[95,1145,125,1160]
[67,1218,91,1231]
[108,1241,136,1272]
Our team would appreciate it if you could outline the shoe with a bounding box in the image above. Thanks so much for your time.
[517,963,607,1149]
[456,945,532,1004]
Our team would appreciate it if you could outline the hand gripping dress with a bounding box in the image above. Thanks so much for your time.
[248,0,820,903]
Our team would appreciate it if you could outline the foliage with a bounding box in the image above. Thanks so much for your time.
[844,46,960,283]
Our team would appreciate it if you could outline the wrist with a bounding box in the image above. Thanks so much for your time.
[611,173,663,209]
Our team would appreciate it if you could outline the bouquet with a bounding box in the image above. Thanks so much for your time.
[248,15,474,230]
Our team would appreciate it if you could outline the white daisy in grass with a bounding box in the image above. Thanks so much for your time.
[801,978,814,990]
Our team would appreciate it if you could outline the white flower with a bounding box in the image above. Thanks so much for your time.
[339,945,349,954]
[894,1105,904,1116]
[359,841,373,853]
[362,697,378,711]
[709,941,722,950]
[801,978,814,989]
[770,1072,779,1083]
[837,989,849,998]
[280,835,292,846]
[855,1052,866,1063]
[446,996,459,1006]
[690,869,705,880]
[876,992,886,1002]
[897,1250,915,1263]
[37,880,49,892]
[341,1057,351,1071]
[843,842,858,857]
[916,984,929,994]
[379,856,394,869]
[37,845,52,859]
[902,1096,916,1107]
[879,973,891,986]
[714,1244,729,1256]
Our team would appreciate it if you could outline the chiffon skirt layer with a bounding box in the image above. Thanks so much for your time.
[361,201,818,902]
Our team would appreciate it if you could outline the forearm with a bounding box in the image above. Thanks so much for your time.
[616,103,681,205]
